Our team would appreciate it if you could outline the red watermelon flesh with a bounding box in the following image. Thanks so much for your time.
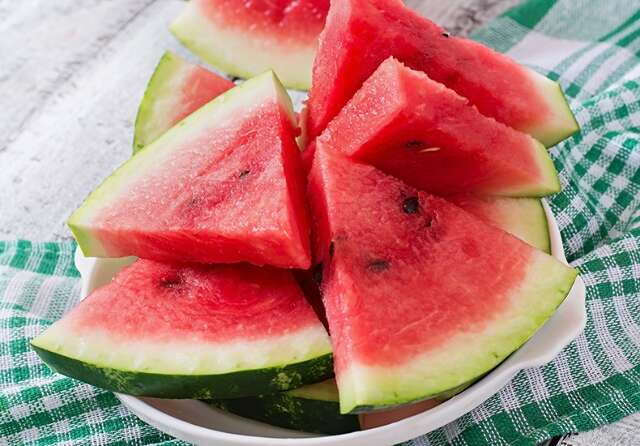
[31,260,333,398]
[171,0,329,90]
[133,51,234,151]
[69,72,311,269]
[197,0,328,42]
[317,58,560,197]
[304,0,578,147]
[308,146,577,413]
[66,261,322,342]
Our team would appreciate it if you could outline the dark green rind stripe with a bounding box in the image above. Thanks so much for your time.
[212,394,359,435]
[31,345,333,399]
[346,379,475,414]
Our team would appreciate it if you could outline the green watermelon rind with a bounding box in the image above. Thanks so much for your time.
[507,138,561,197]
[133,51,187,153]
[68,70,296,258]
[526,69,580,148]
[507,198,551,254]
[31,344,333,400]
[459,197,551,254]
[212,380,360,434]
[337,255,578,414]
[169,4,313,91]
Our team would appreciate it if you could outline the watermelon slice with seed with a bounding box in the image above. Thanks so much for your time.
[308,146,577,413]
[69,71,311,269]
[133,51,233,152]
[449,195,550,253]
[317,58,560,197]
[170,0,329,90]
[31,260,333,399]
[304,0,578,146]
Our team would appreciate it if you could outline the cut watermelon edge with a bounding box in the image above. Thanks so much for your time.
[527,69,580,147]
[170,3,314,91]
[133,51,187,152]
[69,70,296,259]
[31,320,332,377]
[31,343,333,400]
[336,251,578,414]
[497,138,561,197]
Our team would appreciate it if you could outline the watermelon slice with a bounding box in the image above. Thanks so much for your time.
[69,71,312,269]
[133,51,233,152]
[316,58,560,197]
[213,379,359,434]
[308,147,577,413]
[31,260,333,399]
[304,0,578,146]
[170,0,329,90]
[449,195,550,253]
[359,399,441,429]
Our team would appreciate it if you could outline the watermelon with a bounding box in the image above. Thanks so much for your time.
[31,260,333,399]
[304,0,578,146]
[133,51,233,152]
[213,379,359,434]
[359,399,441,429]
[170,0,329,90]
[308,146,578,413]
[449,195,550,253]
[69,71,312,269]
[316,58,560,197]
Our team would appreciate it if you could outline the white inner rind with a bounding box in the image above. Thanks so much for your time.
[69,70,295,257]
[524,69,579,147]
[336,250,577,413]
[287,379,340,401]
[32,323,332,375]
[170,3,315,90]
[489,198,549,253]
[137,56,196,146]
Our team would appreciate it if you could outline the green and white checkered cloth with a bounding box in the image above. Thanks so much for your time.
[2,0,640,444]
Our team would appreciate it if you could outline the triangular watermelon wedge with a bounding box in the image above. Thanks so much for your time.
[317,58,560,197]
[308,146,577,413]
[31,260,333,399]
[69,71,311,269]
[170,0,329,90]
[304,0,578,146]
[133,51,234,152]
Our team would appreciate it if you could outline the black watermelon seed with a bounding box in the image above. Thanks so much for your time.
[160,276,182,289]
[442,31,450,38]
[405,140,425,150]
[329,241,335,258]
[367,259,390,273]
[313,263,323,285]
[230,76,241,82]
[239,169,251,179]
[402,197,420,214]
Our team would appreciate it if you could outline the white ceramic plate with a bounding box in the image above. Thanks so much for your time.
[74,200,586,446]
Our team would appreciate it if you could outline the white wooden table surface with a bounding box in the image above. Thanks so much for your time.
[0,0,634,444]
